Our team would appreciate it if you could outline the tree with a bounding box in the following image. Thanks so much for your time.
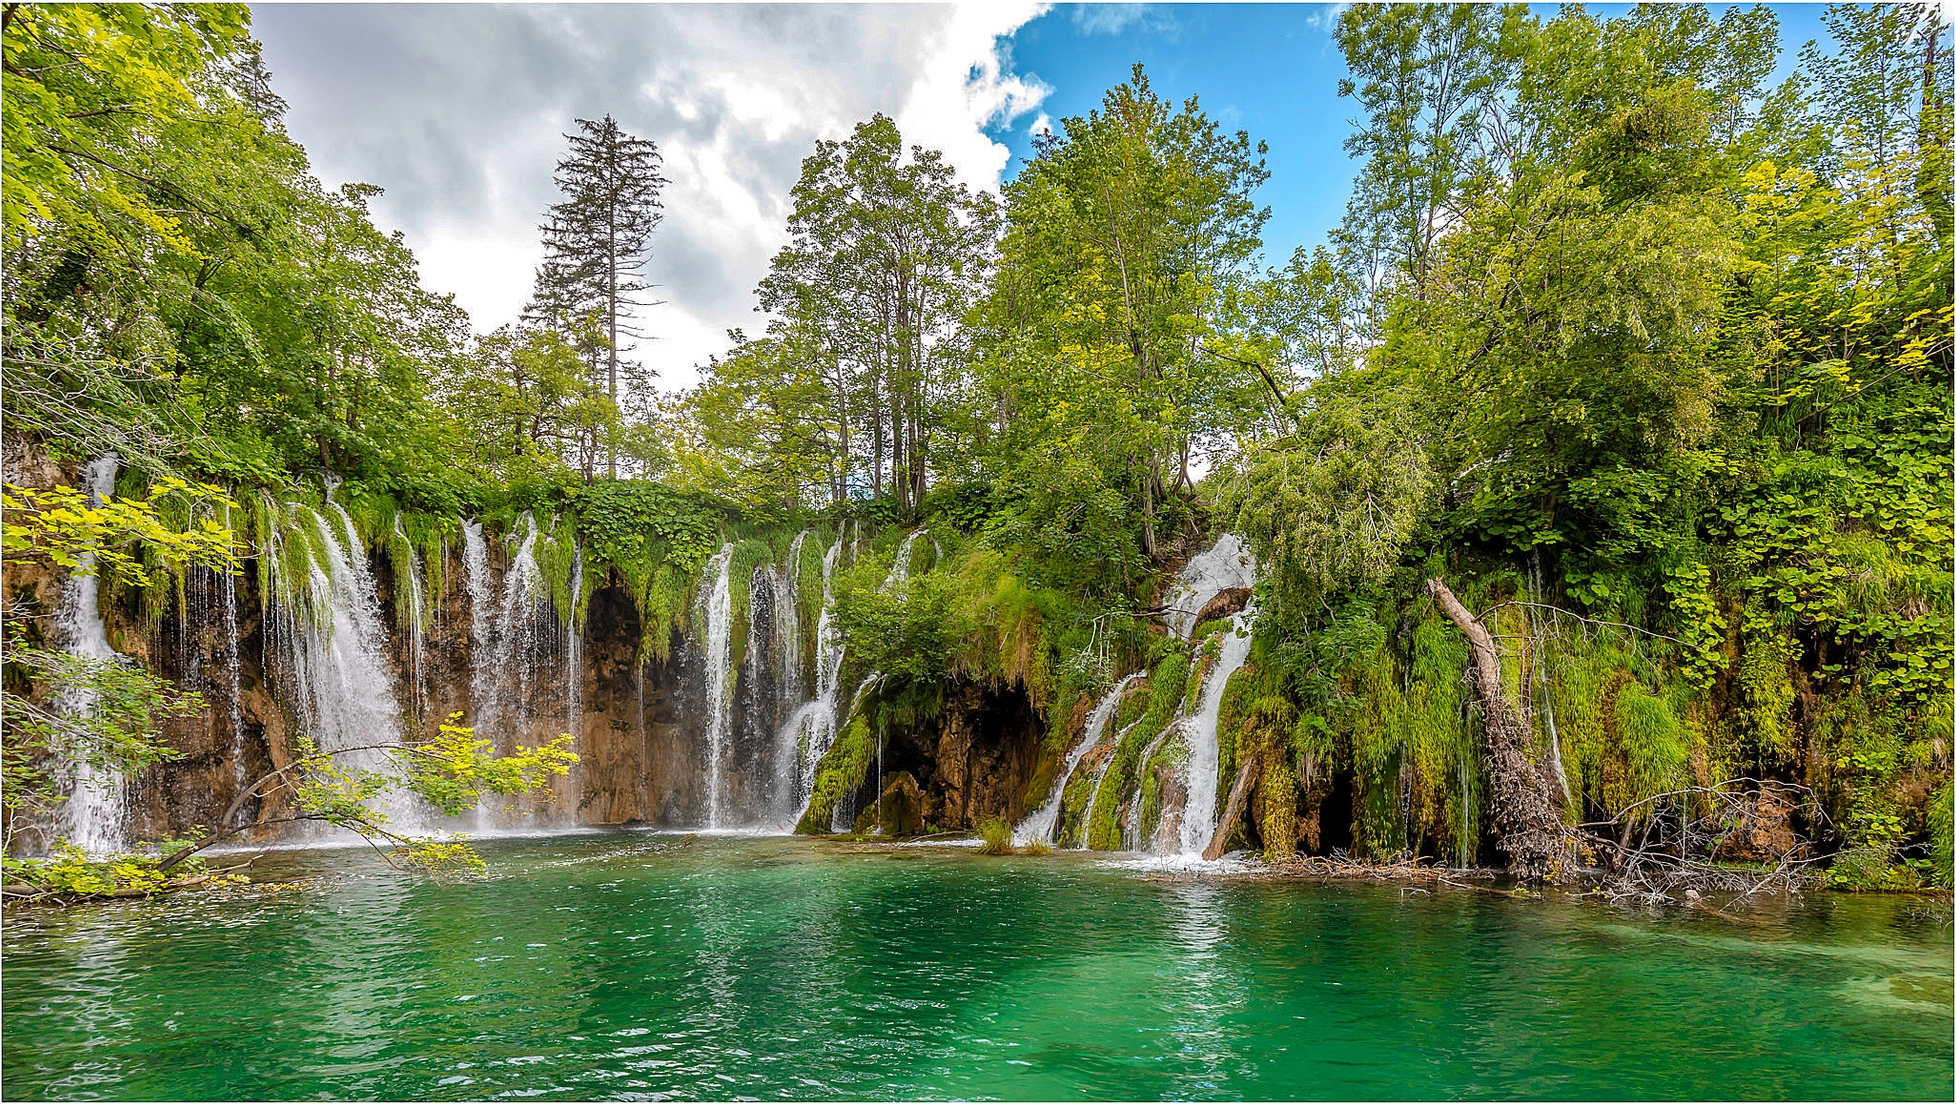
[750,114,997,510]
[976,65,1270,571]
[528,115,666,476]
[443,321,621,484]
[1334,4,1515,305]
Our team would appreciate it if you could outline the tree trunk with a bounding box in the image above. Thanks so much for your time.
[1425,575,1569,879]
[1203,755,1260,861]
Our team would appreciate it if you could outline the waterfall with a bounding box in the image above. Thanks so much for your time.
[218,548,249,796]
[697,543,736,829]
[1016,672,1143,845]
[780,535,845,824]
[1163,533,1255,640]
[477,513,545,742]
[461,519,492,693]
[261,485,420,834]
[775,531,808,711]
[565,545,583,747]
[54,457,127,855]
[1175,608,1256,857]
[393,515,428,722]
[885,530,924,589]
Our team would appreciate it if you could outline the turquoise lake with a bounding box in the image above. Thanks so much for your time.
[2,833,1950,1100]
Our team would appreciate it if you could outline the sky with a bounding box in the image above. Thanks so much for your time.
[250,2,1836,393]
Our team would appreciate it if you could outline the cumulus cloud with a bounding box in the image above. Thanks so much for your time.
[251,3,1050,390]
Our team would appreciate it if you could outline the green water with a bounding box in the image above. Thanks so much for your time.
[2,834,1950,1101]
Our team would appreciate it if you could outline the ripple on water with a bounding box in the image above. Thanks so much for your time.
[2,833,1950,1101]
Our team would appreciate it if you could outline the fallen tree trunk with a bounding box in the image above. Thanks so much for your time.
[1203,755,1261,861]
[1426,576,1570,879]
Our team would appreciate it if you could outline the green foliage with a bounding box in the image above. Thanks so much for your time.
[397,714,579,816]
[3,479,240,587]
[833,558,971,691]
[975,815,1012,855]
[3,836,248,899]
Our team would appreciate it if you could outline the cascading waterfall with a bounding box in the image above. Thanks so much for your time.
[886,530,924,589]
[55,457,128,855]
[261,484,422,834]
[565,546,583,748]
[393,515,429,722]
[697,543,736,829]
[775,532,807,712]
[780,535,845,824]
[477,513,545,742]
[1163,532,1255,641]
[217,537,249,795]
[1016,672,1143,845]
[1175,608,1256,857]
[461,519,492,685]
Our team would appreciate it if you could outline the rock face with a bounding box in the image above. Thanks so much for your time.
[875,681,1045,833]
[9,528,1042,851]
[1195,586,1253,626]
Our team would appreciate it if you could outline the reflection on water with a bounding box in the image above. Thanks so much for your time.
[3,833,1950,1101]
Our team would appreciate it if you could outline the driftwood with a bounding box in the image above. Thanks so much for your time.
[1203,755,1260,860]
[1571,780,1833,905]
[1425,576,1572,879]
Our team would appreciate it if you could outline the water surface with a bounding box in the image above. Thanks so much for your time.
[3,834,1950,1100]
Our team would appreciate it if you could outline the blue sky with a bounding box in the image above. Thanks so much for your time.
[985,3,1839,270]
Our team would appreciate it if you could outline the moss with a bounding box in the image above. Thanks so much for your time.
[1738,628,1798,759]
[1617,679,1690,807]
[726,537,778,673]
[1087,649,1187,850]
[797,708,875,833]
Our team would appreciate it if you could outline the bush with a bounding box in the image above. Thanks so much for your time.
[976,815,1012,855]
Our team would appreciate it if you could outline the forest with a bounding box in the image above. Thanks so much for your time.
[2,1,1951,895]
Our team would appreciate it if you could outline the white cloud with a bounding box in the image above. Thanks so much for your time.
[1070,4,1155,36]
[1305,3,1351,35]
[251,3,1051,392]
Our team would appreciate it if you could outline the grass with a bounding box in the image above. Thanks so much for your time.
[976,815,1012,855]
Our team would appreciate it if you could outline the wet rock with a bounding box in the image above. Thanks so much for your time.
[854,771,925,836]
[1195,587,1253,626]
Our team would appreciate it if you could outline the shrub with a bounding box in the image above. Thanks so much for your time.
[976,815,1012,855]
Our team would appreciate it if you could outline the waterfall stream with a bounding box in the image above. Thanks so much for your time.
[780,535,845,825]
[1016,673,1143,845]
[697,543,736,829]
[54,457,128,855]
[1163,533,1255,641]
[1175,609,1256,857]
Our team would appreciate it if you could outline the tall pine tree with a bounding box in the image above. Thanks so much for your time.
[528,115,666,474]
